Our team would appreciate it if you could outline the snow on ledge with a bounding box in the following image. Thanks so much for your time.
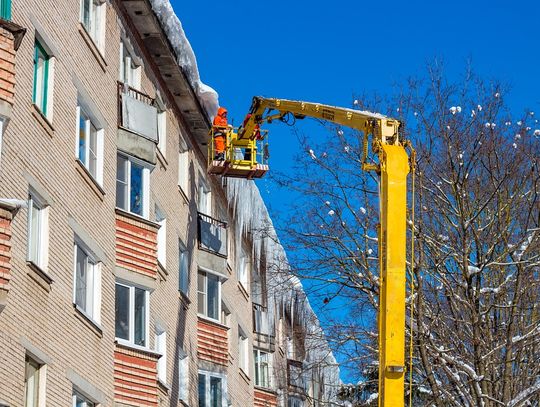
[148,0,219,121]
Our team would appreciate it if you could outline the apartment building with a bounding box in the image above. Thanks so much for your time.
[0,1,341,406]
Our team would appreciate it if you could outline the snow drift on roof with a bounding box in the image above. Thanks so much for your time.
[149,0,219,120]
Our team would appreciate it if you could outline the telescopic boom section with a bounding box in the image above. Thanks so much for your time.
[237,96,410,407]
[238,96,402,147]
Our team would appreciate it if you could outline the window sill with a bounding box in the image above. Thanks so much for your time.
[78,23,107,72]
[115,207,158,228]
[75,159,105,201]
[197,315,230,331]
[31,104,54,138]
[239,368,250,385]
[254,386,277,395]
[238,282,250,301]
[178,185,189,205]
[178,290,191,310]
[157,261,168,281]
[115,339,160,358]
[156,147,168,167]
[157,378,170,394]
[26,261,53,291]
[73,303,103,338]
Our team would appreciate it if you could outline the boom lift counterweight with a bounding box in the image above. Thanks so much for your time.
[208,97,413,407]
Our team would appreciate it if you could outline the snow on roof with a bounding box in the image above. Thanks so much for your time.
[148,0,219,120]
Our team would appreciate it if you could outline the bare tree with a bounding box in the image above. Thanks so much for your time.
[271,64,540,406]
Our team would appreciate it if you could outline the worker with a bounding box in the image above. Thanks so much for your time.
[213,107,228,160]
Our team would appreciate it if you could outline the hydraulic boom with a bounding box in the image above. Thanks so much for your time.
[210,97,412,407]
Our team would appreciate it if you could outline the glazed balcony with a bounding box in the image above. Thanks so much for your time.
[253,303,275,351]
[197,212,227,258]
[117,82,158,142]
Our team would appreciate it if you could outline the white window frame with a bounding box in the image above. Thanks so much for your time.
[114,281,150,348]
[24,356,46,407]
[76,104,104,185]
[237,249,249,291]
[155,205,166,268]
[254,349,272,388]
[198,371,227,407]
[178,348,189,403]
[0,118,5,168]
[197,179,211,215]
[72,391,96,407]
[116,153,150,218]
[178,148,189,197]
[27,191,49,271]
[79,0,106,52]
[197,270,221,322]
[73,240,102,324]
[179,240,189,295]
[157,110,167,155]
[155,329,167,384]
[119,41,141,89]
[238,327,249,376]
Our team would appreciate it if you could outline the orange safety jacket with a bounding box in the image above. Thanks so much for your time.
[213,107,228,153]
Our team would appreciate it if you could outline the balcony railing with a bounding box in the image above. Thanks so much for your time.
[287,359,306,391]
[197,212,227,257]
[117,82,158,142]
[253,303,272,335]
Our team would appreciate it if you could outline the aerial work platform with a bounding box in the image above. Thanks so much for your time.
[207,126,269,179]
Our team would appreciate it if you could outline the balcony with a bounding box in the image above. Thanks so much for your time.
[197,212,227,258]
[253,303,275,350]
[287,359,306,393]
[117,82,158,142]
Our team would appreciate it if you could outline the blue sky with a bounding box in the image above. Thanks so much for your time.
[171,0,540,379]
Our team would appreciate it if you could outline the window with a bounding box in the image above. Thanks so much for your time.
[198,372,225,407]
[80,0,105,51]
[33,40,51,116]
[73,242,101,323]
[0,0,11,20]
[157,110,167,155]
[73,391,95,407]
[288,360,305,389]
[115,282,149,347]
[24,356,42,407]
[76,104,104,184]
[178,149,189,196]
[178,349,189,403]
[238,328,249,375]
[197,180,211,215]
[27,192,49,270]
[156,206,166,267]
[220,302,230,327]
[237,251,249,290]
[116,154,150,218]
[155,330,167,384]
[179,241,189,295]
[254,350,272,388]
[119,41,141,89]
[197,270,220,321]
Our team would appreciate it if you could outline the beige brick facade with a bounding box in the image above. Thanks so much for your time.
[0,1,338,407]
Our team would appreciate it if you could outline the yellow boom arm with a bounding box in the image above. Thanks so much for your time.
[239,97,411,407]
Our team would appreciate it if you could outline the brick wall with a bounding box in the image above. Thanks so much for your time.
[254,388,278,407]
[114,342,159,407]
[115,211,158,279]
[197,317,229,366]
[0,207,12,312]
[0,26,15,106]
